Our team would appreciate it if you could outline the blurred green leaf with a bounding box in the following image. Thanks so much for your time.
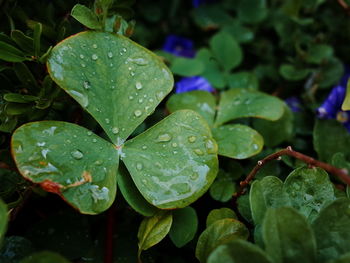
[0,199,7,247]
[237,0,268,24]
[11,30,34,54]
[227,71,259,90]
[71,4,102,30]
[4,93,38,103]
[33,22,42,57]
[306,44,333,64]
[20,251,70,263]
[0,41,26,62]
[170,57,204,77]
[206,208,237,228]
[279,64,311,81]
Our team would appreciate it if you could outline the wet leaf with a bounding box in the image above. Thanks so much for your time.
[122,110,218,209]
[20,251,70,263]
[166,91,216,126]
[215,89,285,126]
[207,239,273,263]
[212,124,263,159]
[11,121,118,214]
[137,211,172,253]
[263,207,317,263]
[169,207,198,248]
[71,4,102,30]
[195,218,249,263]
[206,208,237,228]
[47,31,173,144]
[284,167,335,222]
[0,199,7,246]
[117,163,159,217]
[312,198,350,263]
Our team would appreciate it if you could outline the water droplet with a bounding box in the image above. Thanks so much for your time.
[190,173,199,180]
[122,47,127,52]
[95,160,103,166]
[173,151,178,154]
[71,150,83,160]
[149,98,154,103]
[79,54,85,59]
[105,118,110,124]
[110,63,114,67]
[129,95,134,100]
[92,44,98,49]
[135,82,142,90]
[130,71,135,76]
[70,90,89,107]
[136,163,143,170]
[83,81,91,90]
[128,57,149,66]
[205,139,217,154]
[112,127,119,134]
[92,139,97,143]
[188,136,196,143]
[111,85,115,90]
[252,144,259,150]
[142,145,147,150]
[134,110,142,117]
[172,142,178,147]
[87,131,92,136]
[194,149,203,155]
[92,54,98,60]
[138,98,143,103]
[107,52,113,58]
[156,133,172,142]
[81,63,86,68]
[156,91,164,100]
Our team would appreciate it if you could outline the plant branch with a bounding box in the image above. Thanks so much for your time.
[233,146,350,201]
[337,0,350,15]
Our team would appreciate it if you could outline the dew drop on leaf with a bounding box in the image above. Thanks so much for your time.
[188,136,196,143]
[69,90,89,107]
[105,118,110,124]
[107,52,113,58]
[112,127,119,134]
[91,54,98,60]
[79,54,84,59]
[136,162,143,170]
[92,44,98,49]
[71,150,84,160]
[134,110,142,117]
[135,82,142,90]
[194,149,204,156]
[156,133,172,142]
[83,81,91,90]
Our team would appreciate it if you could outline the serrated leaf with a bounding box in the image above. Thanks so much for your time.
[71,4,102,30]
[195,218,249,263]
[11,121,118,214]
[206,208,237,228]
[137,211,172,253]
[215,89,285,126]
[210,31,242,72]
[122,110,218,209]
[208,239,273,263]
[166,91,216,126]
[20,251,70,263]
[212,124,263,159]
[263,207,317,263]
[47,31,173,144]
[0,199,8,246]
[227,71,259,90]
[0,41,26,62]
[117,163,159,216]
[312,198,350,262]
[284,167,335,222]
[170,57,204,77]
[169,207,198,248]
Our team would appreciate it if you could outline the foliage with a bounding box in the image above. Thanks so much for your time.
[1,0,350,262]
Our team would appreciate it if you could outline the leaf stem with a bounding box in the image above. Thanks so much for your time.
[233,146,350,201]
[337,0,350,15]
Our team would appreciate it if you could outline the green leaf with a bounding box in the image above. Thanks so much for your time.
[207,239,273,263]
[11,30,34,54]
[250,176,287,225]
[196,218,249,263]
[279,64,311,81]
[209,178,236,202]
[169,207,198,248]
[117,163,159,217]
[210,31,242,72]
[137,211,172,254]
[215,89,285,126]
[71,4,102,30]
[47,31,173,144]
[0,41,26,62]
[122,110,218,209]
[342,79,350,111]
[222,22,254,43]
[263,207,317,263]
[312,198,350,262]
[4,93,38,103]
[253,105,294,147]
[237,0,268,24]
[33,22,42,57]
[212,124,263,159]
[13,62,39,91]
[227,71,259,90]
[11,121,118,214]
[306,44,333,64]
[0,199,8,246]
[20,251,70,263]
[206,208,237,228]
[318,57,344,88]
[170,57,204,77]
[166,91,216,126]
[329,253,350,263]
[284,167,335,222]
[314,119,350,162]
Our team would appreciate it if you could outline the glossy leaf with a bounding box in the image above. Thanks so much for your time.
[207,239,273,263]
[170,57,204,77]
[20,251,70,263]
[215,89,285,126]
[71,4,102,30]
[122,110,218,209]
[0,199,7,246]
[210,31,242,72]
[312,198,350,262]
[227,71,259,90]
[10,30,34,54]
[250,176,287,225]
[137,211,173,253]
[0,41,26,62]
[206,208,237,228]
[284,167,335,222]
[169,207,198,248]
[11,121,118,214]
[166,91,216,126]
[47,31,173,144]
[263,207,317,263]
[3,93,38,103]
[195,218,249,263]
[117,163,159,217]
[212,124,263,159]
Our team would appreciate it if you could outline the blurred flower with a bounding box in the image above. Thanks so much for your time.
[175,76,215,93]
[192,0,217,8]
[316,69,350,131]
[162,35,195,58]
[285,96,302,112]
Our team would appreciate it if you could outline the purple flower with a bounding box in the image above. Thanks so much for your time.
[162,35,195,58]
[285,97,302,112]
[192,0,217,8]
[175,76,215,93]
